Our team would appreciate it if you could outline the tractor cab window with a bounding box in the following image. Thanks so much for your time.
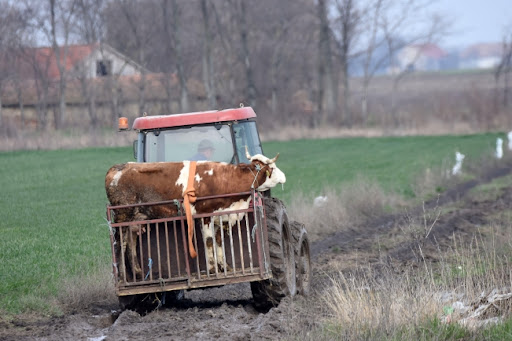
[232,121,263,163]
[144,125,234,163]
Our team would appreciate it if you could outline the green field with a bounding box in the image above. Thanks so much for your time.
[0,132,505,314]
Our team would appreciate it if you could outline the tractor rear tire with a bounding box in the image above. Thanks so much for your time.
[291,221,312,296]
[251,197,296,311]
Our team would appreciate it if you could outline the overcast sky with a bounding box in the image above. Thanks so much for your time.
[434,0,510,48]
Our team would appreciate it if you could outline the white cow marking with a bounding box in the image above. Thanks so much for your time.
[203,197,251,272]
[176,161,190,196]
[110,170,123,187]
[204,169,214,176]
[212,197,251,226]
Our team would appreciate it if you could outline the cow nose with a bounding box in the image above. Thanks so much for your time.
[274,167,286,184]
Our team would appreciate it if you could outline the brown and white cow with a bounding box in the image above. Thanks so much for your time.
[105,152,286,277]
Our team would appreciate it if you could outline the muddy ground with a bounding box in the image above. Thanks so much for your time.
[2,161,512,340]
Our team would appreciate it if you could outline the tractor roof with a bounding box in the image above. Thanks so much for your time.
[132,107,256,130]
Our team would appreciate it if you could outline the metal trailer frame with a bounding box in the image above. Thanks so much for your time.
[106,190,272,297]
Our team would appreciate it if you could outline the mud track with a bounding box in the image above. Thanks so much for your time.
[3,160,512,340]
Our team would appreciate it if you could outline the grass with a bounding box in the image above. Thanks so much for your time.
[265,132,505,202]
[0,147,128,314]
[0,132,507,315]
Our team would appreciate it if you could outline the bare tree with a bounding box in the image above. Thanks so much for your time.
[74,0,107,128]
[0,2,28,127]
[162,0,189,112]
[495,29,512,109]
[75,0,105,43]
[211,1,239,105]
[200,0,216,109]
[316,0,337,126]
[235,0,257,107]
[332,0,361,126]
[359,0,382,121]
[22,47,53,130]
[31,0,78,129]
[117,0,152,114]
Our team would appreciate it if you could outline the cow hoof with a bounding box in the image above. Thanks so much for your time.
[217,263,232,273]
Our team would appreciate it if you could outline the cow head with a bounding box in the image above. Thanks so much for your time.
[245,147,286,191]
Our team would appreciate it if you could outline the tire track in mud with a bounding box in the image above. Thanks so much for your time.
[311,160,512,271]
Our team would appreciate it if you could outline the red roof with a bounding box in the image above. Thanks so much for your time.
[35,44,96,79]
[132,107,257,130]
[410,43,446,59]
[460,43,503,59]
[5,44,97,80]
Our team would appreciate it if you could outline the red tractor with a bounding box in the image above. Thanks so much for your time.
[106,106,311,311]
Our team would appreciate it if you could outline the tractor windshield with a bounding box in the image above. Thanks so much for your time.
[232,121,263,163]
[143,121,263,164]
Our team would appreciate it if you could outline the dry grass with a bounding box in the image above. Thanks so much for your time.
[322,267,443,339]
[260,121,487,143]
[57,262,118,313]
[308,223,512,339]
[287,178,401,242]
[411,161,453,199]
[0,128,133,152]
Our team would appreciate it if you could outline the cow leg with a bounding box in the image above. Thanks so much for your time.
[202,221,216,273]
[124,211,148,280]
[202,220,232,273]
[127,226,143,279]
[120,227,142,280]
[213,225,224,272]
[120,229,129,280]
[214,226,232,272]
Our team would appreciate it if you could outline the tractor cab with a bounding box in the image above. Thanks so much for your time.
[124,107,264,164]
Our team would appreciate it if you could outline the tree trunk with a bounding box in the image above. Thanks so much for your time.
[238,0,256,107]
[200,0,217,109]
[138,70,146,114]
[56,79,66,129]
[49,0,72,130]
[38,91,49,131]
[80,77,97,128]
[0,89,3,127]
[16,81,25,125]
[505,71,510,108]
[317,0,336,126]
[108,76,120,127]
[341,56,350,126]
[170,0,189,112]
[271,60,278,116]
[162,74,174,114]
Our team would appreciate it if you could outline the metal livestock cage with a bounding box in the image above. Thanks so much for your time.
[106,190,272,297]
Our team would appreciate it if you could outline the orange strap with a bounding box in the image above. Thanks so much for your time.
[184,161,198,258]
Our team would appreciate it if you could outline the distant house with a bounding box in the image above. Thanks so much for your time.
[0,43,208,130]
[458,43,502,70]
[394,43,446,72]
[11,43,148,81]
